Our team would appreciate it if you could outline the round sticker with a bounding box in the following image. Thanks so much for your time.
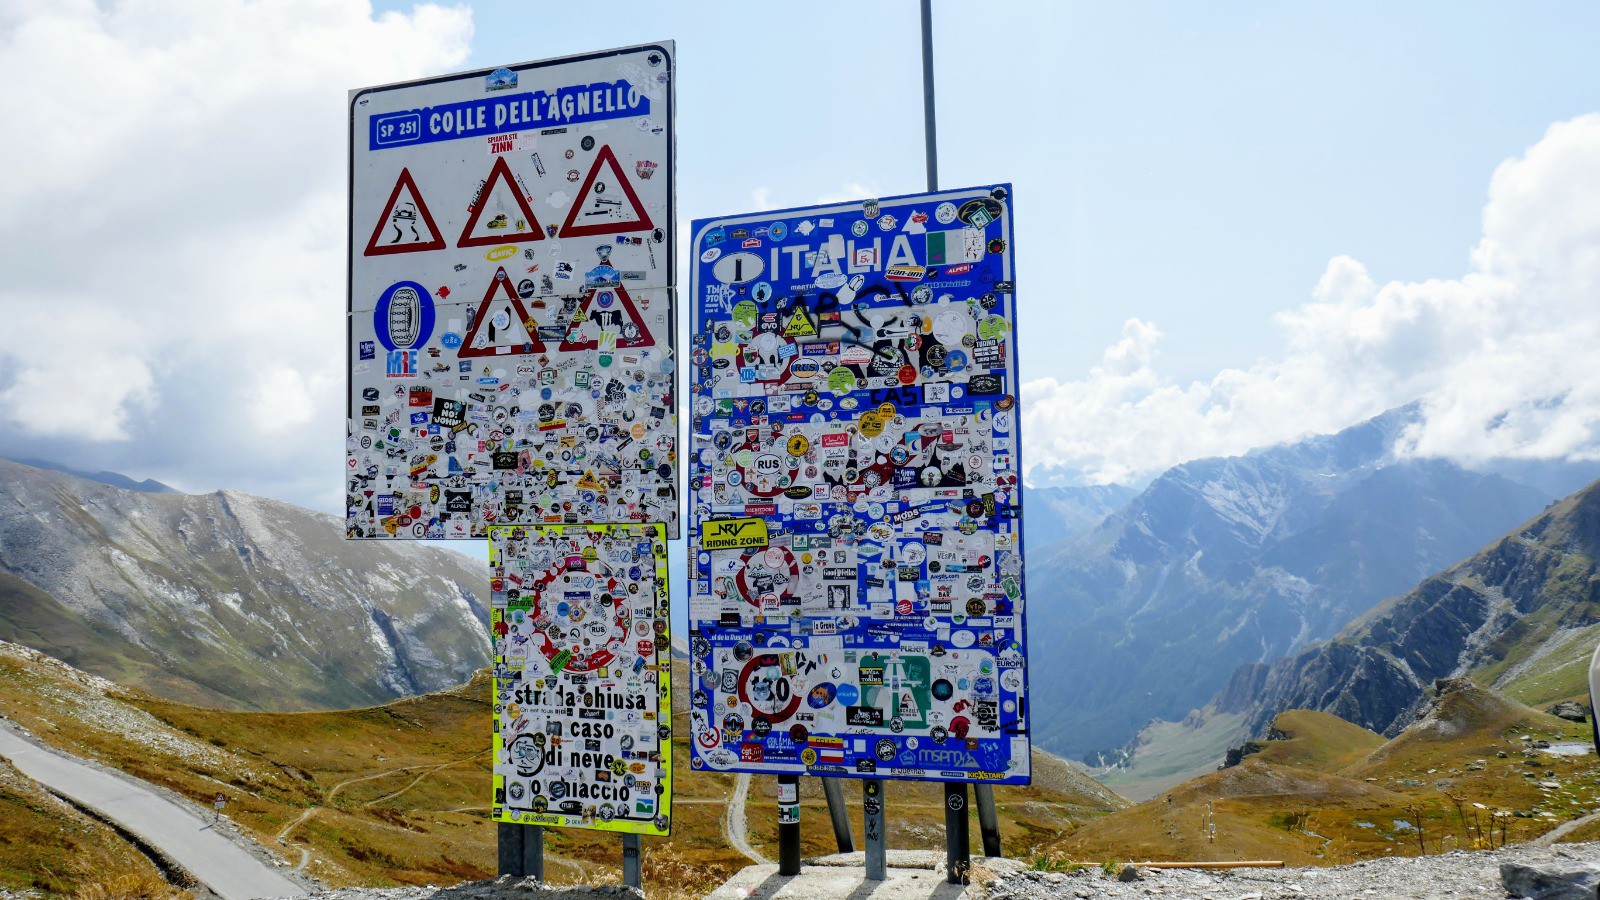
[807,682,837,708]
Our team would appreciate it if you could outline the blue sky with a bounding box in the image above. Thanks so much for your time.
[0,0,1596,508]
[386,0,1600,385]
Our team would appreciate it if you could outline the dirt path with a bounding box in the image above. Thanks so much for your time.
[723,773,770,865]
[1529,807,1600,847]
[277,753,484,870]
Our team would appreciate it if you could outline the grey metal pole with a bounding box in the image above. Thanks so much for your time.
[920,0,938,192]
[621,833,641,888]
[523,825,544,881]
[777,774,802,876]
[944,783,969,884]
[974,784,1002,857]
[497,822,524,877]
[821,778,855,853]
[863,779,886,881]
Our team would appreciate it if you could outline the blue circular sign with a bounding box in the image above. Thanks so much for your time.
[374,281,435,351]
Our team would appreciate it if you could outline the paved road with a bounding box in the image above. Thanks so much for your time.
[0,728,304,899]
[724,773,770,865]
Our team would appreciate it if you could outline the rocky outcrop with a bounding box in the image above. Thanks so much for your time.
[1232,477,1600,739]
[1500,860,1600,900]
[1546,701,1590,722]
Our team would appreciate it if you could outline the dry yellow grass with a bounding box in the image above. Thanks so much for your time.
[1045,681,1600,866]
[0,645,1122,896]
[69,873,191,900]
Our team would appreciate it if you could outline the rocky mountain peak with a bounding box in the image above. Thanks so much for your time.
[0,458,490,711]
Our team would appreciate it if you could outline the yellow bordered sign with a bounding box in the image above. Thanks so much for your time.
[702,517,769,551]
[488,522,672,835]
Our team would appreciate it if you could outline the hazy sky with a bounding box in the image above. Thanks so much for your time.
[1,0,1597,511]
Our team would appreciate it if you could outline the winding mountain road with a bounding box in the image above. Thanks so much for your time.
[723,773,770,865]
[0,728,304,899]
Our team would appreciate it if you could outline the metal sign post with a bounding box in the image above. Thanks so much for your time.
[822,778,855,853]
[863,780,886,881]
[777,775,801,876]
[524,825,544,881]
[919,0,1004,873]
[497,822,523,877]
[496,821,546,879]
[944,783,969,884]
[920,0,938,193]
[974,784,1002,857]
[622,834,641,888]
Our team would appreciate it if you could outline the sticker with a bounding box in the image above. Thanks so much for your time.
[702,517,771,551]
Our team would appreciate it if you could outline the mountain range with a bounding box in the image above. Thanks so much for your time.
[0,457,490,711]
[1022,405,1594,761]
[1024,483,1141,550]
[1222,472,1600,741]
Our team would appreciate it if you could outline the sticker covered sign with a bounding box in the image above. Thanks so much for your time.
[346,44,678,540]
[491,523,672,834]
[685,186,1029,784]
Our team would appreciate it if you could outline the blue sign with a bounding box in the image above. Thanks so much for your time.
[373,281,435,351]
[685,186,1029,785]
[370,81,650,151]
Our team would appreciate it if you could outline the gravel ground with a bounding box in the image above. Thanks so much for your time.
[276,877,643,900]
[973,842,1600,900]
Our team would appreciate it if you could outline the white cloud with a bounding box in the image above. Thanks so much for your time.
[1024,113,1600,486]
[0,0,472,508]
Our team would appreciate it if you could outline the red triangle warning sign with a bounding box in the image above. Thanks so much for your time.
[364,168,446,256]
[458,157,544,248]
[558,145,655,238]
[459,268,547,358]
[557,284,657,352]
